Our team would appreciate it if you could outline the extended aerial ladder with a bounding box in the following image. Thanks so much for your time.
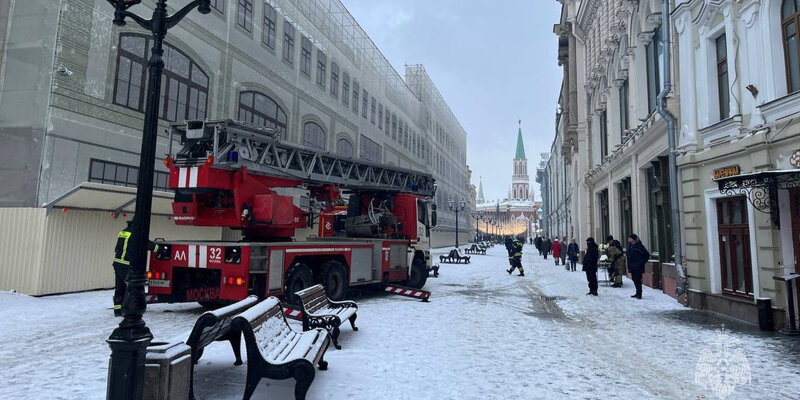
[148,120,437,305]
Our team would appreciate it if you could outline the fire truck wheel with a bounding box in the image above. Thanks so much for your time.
[322,260,348,301]
[285,263,314,306]
[406,257,428,289]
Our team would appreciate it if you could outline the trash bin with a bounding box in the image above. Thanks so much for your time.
[757,297,774,332]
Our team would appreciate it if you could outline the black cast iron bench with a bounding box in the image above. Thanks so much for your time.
[232,297,331,400]
[464,244,486,255]
[294,284,358,350]
[183,295,260,399]
[439,249,470,264]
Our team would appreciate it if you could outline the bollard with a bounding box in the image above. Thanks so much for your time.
[144,340,192,400]
[756,297,774,331]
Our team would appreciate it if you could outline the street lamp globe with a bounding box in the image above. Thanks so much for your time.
[447,198,454,209]
[459,198,466,209]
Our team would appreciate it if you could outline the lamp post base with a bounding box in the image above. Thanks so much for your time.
[106,325,153,400]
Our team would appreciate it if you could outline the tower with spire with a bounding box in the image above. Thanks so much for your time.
[510,121,531,201]
[477,178,485,204]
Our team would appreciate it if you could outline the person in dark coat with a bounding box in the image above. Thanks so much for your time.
[583,237,599,296]
[542,237,552,260]
[534,235,543,256]
[560,236,568,268]
[626,234,650,299]
[605,235,625,288]
[567,238,579,272]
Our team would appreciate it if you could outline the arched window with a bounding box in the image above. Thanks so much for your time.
[303,121,326,150]
[336,138,353,158]
[783,0,800,92]
[238,91,287,139]
[113,34,209,122]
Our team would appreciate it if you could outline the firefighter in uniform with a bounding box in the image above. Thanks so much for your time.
[506,238,525,277]
[113,221,158,317]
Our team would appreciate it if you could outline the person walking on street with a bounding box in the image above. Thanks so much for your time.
[552,237,561,266]
[112,221,159,317]
[583,237,599,296]
[567,238,579,272]
[626,234,650,299]
[534,235,543,256]
[560,236,568,269]
[542,236,552,260]
[506,237,525,276]
[605,235,625,288]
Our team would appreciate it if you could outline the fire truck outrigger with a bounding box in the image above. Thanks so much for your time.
[146,120,438,306]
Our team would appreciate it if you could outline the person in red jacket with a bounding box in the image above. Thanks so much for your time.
[551,237,562,266]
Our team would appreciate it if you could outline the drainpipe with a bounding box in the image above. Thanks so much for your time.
[656,0,688,298]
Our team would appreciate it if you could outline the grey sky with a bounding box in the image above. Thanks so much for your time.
[340,0,562,202]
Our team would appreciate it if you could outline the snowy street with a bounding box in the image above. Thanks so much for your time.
[2,245,800,399]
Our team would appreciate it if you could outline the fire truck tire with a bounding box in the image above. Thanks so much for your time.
[321,260,348,301]
[406,257,428,289]
[285,263,314,306]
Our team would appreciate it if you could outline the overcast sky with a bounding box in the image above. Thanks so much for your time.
[340,0,562,202]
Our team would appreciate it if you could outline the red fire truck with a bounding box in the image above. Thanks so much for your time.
[146,120,438,306]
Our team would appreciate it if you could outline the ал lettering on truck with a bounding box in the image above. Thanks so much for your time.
[147,120,438,306]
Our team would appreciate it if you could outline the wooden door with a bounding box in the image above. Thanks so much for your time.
[717,197,753,297]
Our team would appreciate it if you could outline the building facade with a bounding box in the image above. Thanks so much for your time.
[0,0,470,294]
[550,0,800,328]
[674,0,800,328]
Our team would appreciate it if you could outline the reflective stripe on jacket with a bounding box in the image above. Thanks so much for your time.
[113,230,132,266]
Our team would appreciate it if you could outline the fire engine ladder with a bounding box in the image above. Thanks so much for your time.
[168,120,436,197]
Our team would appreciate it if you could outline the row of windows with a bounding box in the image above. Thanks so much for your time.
[89,159,170,191]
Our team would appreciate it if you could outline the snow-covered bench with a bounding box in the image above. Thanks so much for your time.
[183,295,260,399]
[464,244,486,255]
[294,284,358,350]
[439,249,470,264]
[232,297,330,400]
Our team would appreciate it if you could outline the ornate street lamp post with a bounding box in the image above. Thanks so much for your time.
[447,197,466,249]
[104,1,210,399]
[471,210,484,242]
[485,218,491,242]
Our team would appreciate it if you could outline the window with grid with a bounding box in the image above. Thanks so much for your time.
[283,20,295,64]
[211,0,224,13]
[384,108,390,134]
[303,122,326,150]
[262,3,277,49]
[342,72,350,106]
[156,44,209,122]
[391,114,397,140]
[783,0,800,92]
[113,35,207,121]
[646,25,663,114]
[336,138,353,158]
[370,97,376,124]
[359,135,382,163]
[330,62,339,97]
[237,0,253,32]
[300,36,312,76]
[237,91,288,139]
[316,49,327,87]
[89,159,169,191]
[599,111,608,158]
[716,34,730,120]
[352,81,360,114]
[619,80,629,139]
[361,89,368,118]
[378,103,383,130]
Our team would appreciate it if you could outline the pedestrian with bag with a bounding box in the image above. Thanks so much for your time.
[567,238,579,272]
[583,237,599,296]
[626,234,650,299]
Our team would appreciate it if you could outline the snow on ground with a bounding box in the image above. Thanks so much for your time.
[1,245,800,399]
